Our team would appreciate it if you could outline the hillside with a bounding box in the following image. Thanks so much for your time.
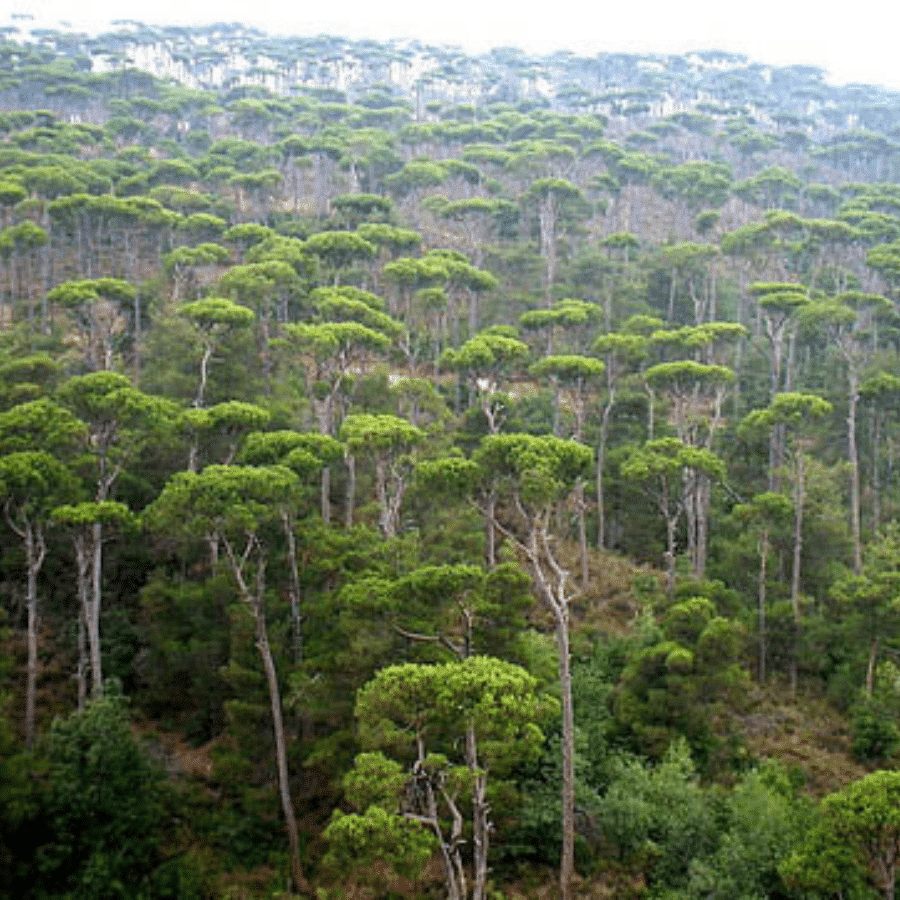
[0,19,899,900]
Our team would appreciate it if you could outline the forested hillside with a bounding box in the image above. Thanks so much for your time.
[4,16,900,900]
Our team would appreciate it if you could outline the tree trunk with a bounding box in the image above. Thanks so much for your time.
[195,342,213,408]
[24,525,46,748]
[695,473,710,580]
[344,454,355,528]
[665,513,678,603]
[74,534,91,710]
[866,636,878,698]
[526,524,575,900]
[872,411,882,532]
[321,465,332,525]
[374,456,394,538]
[77,606,88,710]
[415,735,464,900]
[596,396,613,550]
[485,493,497,568]
[848,382,862,574]
[539,195,557,304]
[468,725,490,900]
[283,512,303,664]
[790,451,806,696]
[556,612,575,900]
[758,529,769,683]
[88,521,104,697]
[575,479,589,587]
[252,593,309,895]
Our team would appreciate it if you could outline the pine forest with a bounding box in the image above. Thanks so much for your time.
[3,16,900,900]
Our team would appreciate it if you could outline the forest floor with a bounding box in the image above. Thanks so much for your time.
[737,684,867,795]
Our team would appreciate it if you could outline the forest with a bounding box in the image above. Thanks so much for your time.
[4,15,900,900]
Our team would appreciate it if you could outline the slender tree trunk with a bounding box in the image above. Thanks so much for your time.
[488,496,577,900]
[665,513,678,602]
[539,195,557,304]
[785,325,798,392]
[344,454,355,528]
[866,636,878,698]
[24,526,46,748]
[88,521,103,697]
[321,466,332,525]
[225,539,309,896]
[283,512,303,664]
[758,528,768,683]
[77,606,88,710]
[485,493,497,568]
[528,526,575,900]
[553,607,575,900]
[195,342,213,409]
[596,396,613,550]
[374,457,394,538]
[74,535,91,710]
[872,411,882,532]
[848,382,862,574]
[667,266,677,322]
[575,480,589,587]
[790,451,806,696]
[416,735,464,900]
[133,289,142,384]
[253,594,308,894]
[695,474,710,579]
[468,726,490,900]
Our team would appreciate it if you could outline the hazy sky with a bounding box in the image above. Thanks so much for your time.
[16,0,900,91]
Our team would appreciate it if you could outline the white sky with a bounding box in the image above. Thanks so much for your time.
[13,0,900,92]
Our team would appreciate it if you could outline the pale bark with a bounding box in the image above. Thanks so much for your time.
[790,451,806,696]
[413,734,465,900]
[19,523,46,749]
[538,193,558,303]
[74,537,91,710]
[531,518,575,900]
[848,379,862,574]
[555,612,575,900]
[468,726,490,900]
[282,511,303,664]
[596,392,614,550]
[866,636,879,699]
[89,521,103,697]
[758,529,769,683]
[223,536,309,895]
[254,595,307,894]
[195,341,213,409]
[489,502,577,900]
[344,454,355,528]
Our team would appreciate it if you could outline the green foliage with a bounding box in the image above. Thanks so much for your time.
[613,597,748,767]
[356,656,547,767]
[850,690,900,763]
[598,741,715,889]
[36,688,164,899]
[323,805,436,888]
[683,764,811,900]
[783,769,900,900]
[137,573,231,740]
[474,432,593,506]
[0,397,85,456]
[144,464,301,543]
[0,690,43,895]
[8,28,900,900]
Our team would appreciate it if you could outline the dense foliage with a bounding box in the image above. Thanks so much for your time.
[2,15,900,899]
